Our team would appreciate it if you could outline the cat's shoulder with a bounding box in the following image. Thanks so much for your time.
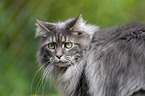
[92,22,145,43]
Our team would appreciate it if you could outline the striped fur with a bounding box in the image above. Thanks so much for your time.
[36,14,99,96]
[35,15,145,96]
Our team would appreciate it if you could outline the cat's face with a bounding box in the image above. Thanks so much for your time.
[36,14,98,67]
[39,32,85,67]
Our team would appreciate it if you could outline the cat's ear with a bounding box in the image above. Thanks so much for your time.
[68,13,84,31]
[35,19,53,37]
[67,14,99,38]
[67,14,88,36]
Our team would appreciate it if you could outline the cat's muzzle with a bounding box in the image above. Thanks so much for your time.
[54,61,72,67]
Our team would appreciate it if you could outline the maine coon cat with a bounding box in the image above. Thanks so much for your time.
[35,14,145,96]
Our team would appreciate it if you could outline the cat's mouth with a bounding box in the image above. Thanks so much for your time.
[54,61,72,67]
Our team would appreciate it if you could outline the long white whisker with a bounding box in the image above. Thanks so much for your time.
[35,67,46,95]
[47,64,54,88]
[31,61,49,95]
[35,61,54,95]
[42,63,54,96]
[35,65,50,94]
[41,65,50,96]
[42,77,47,96]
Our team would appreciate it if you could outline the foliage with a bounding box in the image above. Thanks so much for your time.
[0,0,145,96]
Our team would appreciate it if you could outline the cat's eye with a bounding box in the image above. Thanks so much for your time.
[65,42,73,49]
[48,43,56,49]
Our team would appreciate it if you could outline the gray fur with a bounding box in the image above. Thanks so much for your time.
[86,22,145,96]
[35,15,145,96]
[36,14,99,96]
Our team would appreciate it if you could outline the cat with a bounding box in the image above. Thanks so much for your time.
[35,14,145,96]
[86,22,145,96]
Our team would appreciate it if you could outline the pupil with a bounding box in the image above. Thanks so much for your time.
[48,43,55,49]
[51,44,54,47]
[67,44,70,46]
[50,44,53,47]
[66,42,72,48]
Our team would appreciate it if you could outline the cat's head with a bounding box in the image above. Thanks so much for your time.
[36,14,99,67]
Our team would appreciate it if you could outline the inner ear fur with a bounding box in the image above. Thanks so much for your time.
[65,13,83,31]
[35,19,54,37]
[36,19,54,32]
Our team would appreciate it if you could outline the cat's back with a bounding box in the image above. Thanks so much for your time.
[91,22,145,67]
[86,22,145,96]
[93,22,145,45]
[90,22,145,77]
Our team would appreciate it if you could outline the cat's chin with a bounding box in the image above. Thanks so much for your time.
[54,61,72,67]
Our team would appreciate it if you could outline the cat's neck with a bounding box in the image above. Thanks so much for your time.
[52,60,87,96]
[74,65,90,96]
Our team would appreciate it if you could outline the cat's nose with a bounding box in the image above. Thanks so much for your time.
[56,55,63,59]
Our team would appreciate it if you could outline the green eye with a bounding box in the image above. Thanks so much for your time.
[65,42,73,49]
[48,43,55,49]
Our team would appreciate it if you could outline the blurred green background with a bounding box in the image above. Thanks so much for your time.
[0,0,145,96]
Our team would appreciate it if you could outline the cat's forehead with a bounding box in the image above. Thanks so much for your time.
[46,31,75,43]
[47,23,72,42]
[48,33,67,42]
[55,22,67,29]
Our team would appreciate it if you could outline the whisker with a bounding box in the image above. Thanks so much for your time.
[41,66,50,96]
[46,62,54,77]
[42,63,54,96]
[35,67,47,95]
[35,65,50,94]
[31,62,49,95]
[46,64,54,89]
[35,61,54,95]
[42,76,47,96]
[31,61,50,95]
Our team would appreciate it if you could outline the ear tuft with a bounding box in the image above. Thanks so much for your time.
[65,14,99,39]
[35,19,53,37]
[69,13,83,31]
[36,19,50,32]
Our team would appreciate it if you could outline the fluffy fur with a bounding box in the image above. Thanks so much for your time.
[86,22,145,96]
[35,14,145,96]
[35,14,99,96]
